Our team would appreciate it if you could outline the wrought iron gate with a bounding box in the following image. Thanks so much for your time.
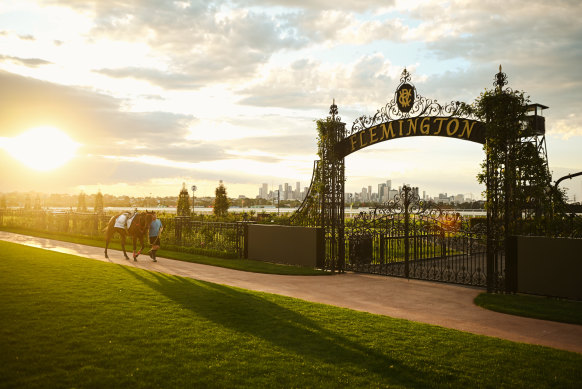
[345,186,497,287]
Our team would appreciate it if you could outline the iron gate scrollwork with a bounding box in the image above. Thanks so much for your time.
[345,185,490,287]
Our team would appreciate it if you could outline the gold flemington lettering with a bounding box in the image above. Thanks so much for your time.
[398,120,403,136]
[407,118,418,136]
[350,134,358,152]
[369,126,379,144]
[381,123,395,140]
[459,120,477,139]
[359,130,368,148]
[446,118,459,136]
[433,118,447,135]
[420,117,430,135]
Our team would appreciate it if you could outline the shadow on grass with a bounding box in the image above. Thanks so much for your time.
[118,265,428,386]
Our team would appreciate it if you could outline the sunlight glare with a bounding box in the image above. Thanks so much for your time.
[3,126,79,171]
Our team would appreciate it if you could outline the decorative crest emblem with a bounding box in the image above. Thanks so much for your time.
[396,83,415,113]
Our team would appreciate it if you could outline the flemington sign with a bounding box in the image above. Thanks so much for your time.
[337,116,485,157]
[335,69,486,158]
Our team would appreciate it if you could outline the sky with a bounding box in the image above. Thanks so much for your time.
[0,0,581,201]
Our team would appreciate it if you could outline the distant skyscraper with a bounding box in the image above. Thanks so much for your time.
[259,183,269,199]
[378,183,387,202]
[361,187,368,202]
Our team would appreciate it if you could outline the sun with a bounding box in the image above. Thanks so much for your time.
[2,126,80,171]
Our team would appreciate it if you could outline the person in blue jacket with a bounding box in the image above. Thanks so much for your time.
[148,212,163,262]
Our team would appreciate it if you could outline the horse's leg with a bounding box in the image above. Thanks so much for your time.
[121,233,130,260]
[132,235,139,261]
[138,234,145,259]
[104,230,110,258]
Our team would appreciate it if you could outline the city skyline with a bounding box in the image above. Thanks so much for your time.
[256,179,480,204]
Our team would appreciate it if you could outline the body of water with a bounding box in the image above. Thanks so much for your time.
[32,206,488,218]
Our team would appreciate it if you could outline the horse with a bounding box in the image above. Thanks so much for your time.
[104,211,155,261]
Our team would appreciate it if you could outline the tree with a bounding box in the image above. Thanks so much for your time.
[34,194,42,210]
[77,191,87,212]
[94,190,104,214]
[463,76,563,236]
[177,182,191,216]
[213,180,230,217]
[0,195,6,210]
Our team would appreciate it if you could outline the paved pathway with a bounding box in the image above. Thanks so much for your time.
[1,231,581,354]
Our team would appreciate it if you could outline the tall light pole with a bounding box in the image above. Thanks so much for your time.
[191,185,197,214]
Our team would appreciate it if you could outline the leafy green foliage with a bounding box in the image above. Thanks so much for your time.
[94,190,104,214]
[213,181,230,217]
[177,183,191,216]
[463,88,564,236]
[77,191,87,212]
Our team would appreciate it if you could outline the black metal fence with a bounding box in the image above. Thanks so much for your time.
[0,210,248,259]
[343,211,496,288]
[161,217,248,258]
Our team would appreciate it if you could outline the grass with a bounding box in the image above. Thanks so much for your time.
[1,241,581,388]
[0,226,326,275]
[475,293,582,325]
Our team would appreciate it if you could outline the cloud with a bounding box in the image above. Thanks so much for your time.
[0,54,52,67]
[0,70,197,156]
[238,0,395,11]
[222,134,317,157]
[18,34,35,41]
[286,9,407,45]
[48,0,311,86]
[93,67,202,90]
[237,0,582,136]
[411,0,582,136]
[238,54,401,111]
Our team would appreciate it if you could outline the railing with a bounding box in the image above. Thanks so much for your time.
[0,210,249,259]
[0,209,111,237]
[161,217,248,258]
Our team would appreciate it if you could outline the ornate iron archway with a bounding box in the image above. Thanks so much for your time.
[291,68,550,291]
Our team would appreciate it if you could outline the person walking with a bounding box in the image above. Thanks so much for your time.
[148,212,163,262]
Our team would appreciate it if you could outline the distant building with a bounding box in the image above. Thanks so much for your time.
[361,187,368,202]
[259,183,269,199]
[378,183,387,202]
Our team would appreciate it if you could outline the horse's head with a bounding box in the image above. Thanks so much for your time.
[144,210,155,227]
[128,211,155,236]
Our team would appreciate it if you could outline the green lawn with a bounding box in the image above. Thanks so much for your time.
[475,293,582,325]
[0,241,580,388]
[0,226,326,275]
